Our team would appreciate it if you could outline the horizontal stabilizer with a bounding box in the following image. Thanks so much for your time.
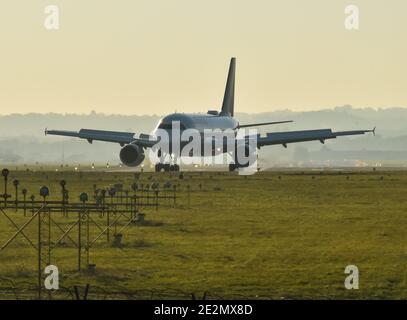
[238,120,293,129]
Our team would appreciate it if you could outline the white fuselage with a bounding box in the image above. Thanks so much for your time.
[151,113,240,157]
[153,113,239,133]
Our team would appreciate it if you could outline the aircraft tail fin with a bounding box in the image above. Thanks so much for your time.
[220,57,236,117]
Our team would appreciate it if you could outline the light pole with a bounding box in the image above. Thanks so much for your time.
[13,179,19,211]
[2,168,10,208]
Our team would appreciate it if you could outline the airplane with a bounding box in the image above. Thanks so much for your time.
[45,58,375,172]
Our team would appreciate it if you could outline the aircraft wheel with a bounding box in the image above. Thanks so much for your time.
[229,163,236,171]
[234,159,250,169]
[164,163,171,172]
[237,162,249,168]
[155,163,163,172]
[173,164,180,172]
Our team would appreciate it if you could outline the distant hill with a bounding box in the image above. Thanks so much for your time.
[0,106,406,166]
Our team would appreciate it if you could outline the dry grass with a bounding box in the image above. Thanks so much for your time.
[0,169,406,299]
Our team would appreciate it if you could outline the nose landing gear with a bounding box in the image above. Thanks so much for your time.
[155,151,180,172]
[155,163,180,172]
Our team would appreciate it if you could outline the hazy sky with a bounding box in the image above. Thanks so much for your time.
[0,0,406,115]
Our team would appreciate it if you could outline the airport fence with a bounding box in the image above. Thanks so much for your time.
[0,278,271,300]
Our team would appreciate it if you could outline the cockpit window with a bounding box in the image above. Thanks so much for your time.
[158,121,186,130]
[158,122,171,130]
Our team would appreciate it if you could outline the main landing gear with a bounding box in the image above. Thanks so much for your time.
[229,152,258,172]
[228,162,249,172]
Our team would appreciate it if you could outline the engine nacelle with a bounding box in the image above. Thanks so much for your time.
[119,144,145,167]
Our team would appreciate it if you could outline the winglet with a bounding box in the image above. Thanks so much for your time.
[45,128,48,136]
[370,126,376,136]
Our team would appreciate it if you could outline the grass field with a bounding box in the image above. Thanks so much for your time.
[0,168,407,299]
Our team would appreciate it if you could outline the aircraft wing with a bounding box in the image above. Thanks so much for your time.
[254,128,375,148]
[45,128,157,147]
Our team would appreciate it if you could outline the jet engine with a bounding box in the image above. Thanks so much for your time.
[119,144,145,167]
